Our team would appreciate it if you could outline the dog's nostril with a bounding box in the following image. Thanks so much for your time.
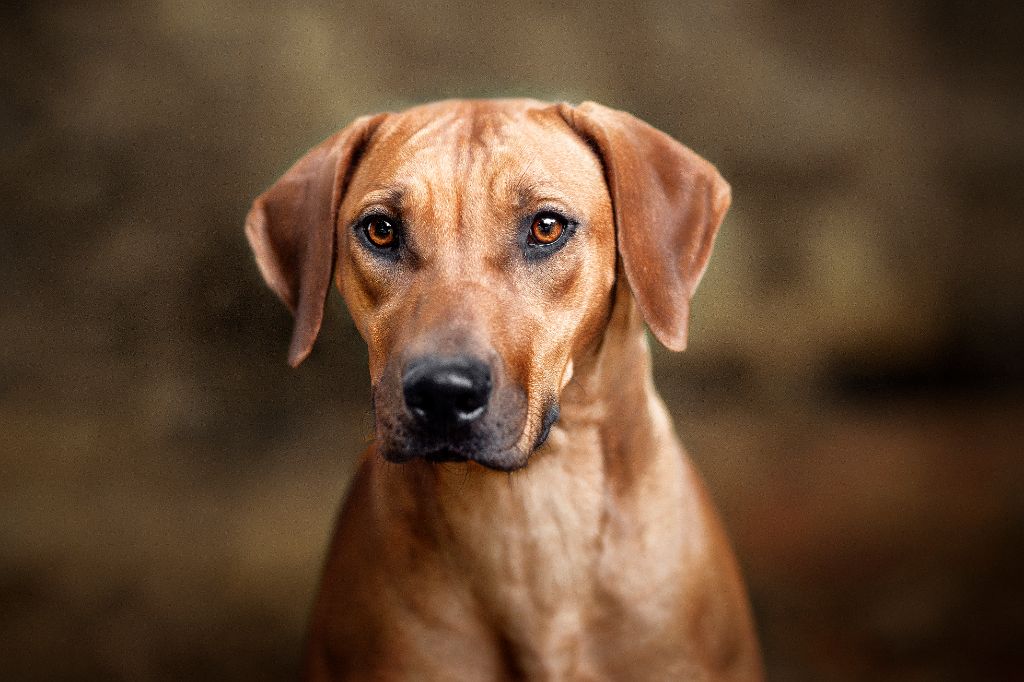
[455,392,483,414]
[402,356,492,430]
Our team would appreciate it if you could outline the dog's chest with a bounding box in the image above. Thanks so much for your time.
[434,432,689,675]
[444,451,607,674]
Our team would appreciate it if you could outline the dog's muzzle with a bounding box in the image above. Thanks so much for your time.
[374,352,531,470]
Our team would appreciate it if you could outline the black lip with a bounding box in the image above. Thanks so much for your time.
[534,401,560,450]
[381,444,529,472]
[424,449,469,463]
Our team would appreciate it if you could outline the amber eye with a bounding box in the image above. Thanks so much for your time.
[529,213,567,245]
[363,216,397,248]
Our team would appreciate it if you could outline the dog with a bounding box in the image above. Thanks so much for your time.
[246,99,763,680]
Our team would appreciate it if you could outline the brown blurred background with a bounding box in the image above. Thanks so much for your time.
[2,2,1022,680]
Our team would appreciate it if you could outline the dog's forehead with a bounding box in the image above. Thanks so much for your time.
[352,100,606,206]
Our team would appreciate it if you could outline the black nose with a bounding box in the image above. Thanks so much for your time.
[402,356,492,431]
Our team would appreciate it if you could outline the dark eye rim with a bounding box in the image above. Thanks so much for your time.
[354,212,402,257]
[523,210,577,260]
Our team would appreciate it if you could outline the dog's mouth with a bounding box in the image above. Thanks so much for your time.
[374,401,555,473]
[377,430,533,471]
[393,445,530,472]
[423,448,469,464]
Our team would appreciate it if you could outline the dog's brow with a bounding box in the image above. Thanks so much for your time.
[356,186,406,213]
[513,180,573,212]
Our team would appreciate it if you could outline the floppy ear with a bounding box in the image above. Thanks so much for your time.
[245,113,388,366]
[557,102,731,351]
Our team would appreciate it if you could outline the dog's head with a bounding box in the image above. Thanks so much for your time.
[246,100,729,470]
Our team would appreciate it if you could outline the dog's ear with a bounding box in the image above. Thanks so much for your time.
[557,102,730,351]
[245,113,388,366]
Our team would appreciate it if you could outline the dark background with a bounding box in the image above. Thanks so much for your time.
[3,2,1022,679]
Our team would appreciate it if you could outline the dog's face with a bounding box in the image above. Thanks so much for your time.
[337,101,616,469]
[246,99,730,471]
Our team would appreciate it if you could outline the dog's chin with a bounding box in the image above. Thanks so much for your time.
[379,442,530,472]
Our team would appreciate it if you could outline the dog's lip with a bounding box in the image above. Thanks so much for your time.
[418,446,530,472]
[424,448,469,463]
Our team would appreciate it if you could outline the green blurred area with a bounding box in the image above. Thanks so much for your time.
[2,2,1022,679]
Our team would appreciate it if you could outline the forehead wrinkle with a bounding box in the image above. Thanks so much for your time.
[449,108,512,240]
[356,186,406,212]
[395,109,461,147]
[475,123,582,206]
[380,108,557,253]
[365,137,461,213]
[512,176,578,211]
[482,157,580,216]
[453,130,576,251]
[469,105,514,146]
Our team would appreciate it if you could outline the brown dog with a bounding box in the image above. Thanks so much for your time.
[246,99,763,680]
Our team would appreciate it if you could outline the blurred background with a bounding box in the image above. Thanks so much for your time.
[2,1,1022,679]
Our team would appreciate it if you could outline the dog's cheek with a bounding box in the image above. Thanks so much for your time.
[344,251,402,399]
[370,371,410,458]
[336,253,378,340]
[566,240,617,359]
[529,257,608,398]
[569,277,616,361]
[369,313,421,404]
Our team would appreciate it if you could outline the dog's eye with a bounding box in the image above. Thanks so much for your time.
[528,213,567,246]
[361,215,399,249]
